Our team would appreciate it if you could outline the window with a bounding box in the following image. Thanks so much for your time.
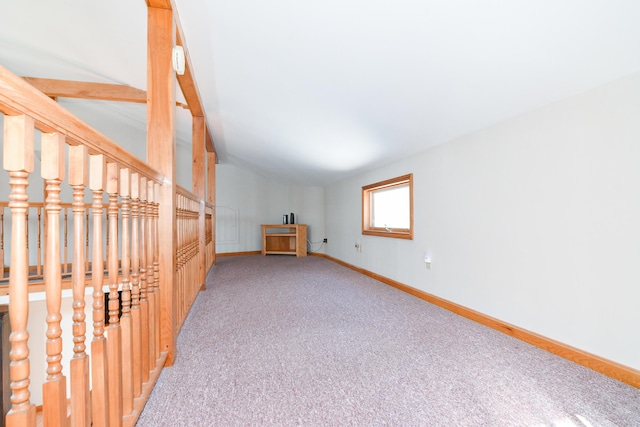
[362,173,413,239]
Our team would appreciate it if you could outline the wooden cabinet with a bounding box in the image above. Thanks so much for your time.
[261,224,307,257]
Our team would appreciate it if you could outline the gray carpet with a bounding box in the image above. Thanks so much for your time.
[137,255,640,426]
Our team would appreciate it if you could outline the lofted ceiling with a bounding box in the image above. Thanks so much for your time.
[1,1,640,186]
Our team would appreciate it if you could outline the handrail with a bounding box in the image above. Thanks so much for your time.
[0,65,165,184]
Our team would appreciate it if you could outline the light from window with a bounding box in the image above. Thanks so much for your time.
[362,174,413,239]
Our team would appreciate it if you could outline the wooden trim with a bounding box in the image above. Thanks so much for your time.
[216,251,261,258]
[312,253,640,389]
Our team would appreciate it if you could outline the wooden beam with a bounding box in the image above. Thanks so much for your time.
[174,19,217,154]
[143,0,217,154]
[174,32,202,116]
[23,77,147,103]
[205,128,215,153]
[207,151,216,206]
[22,77,188,108]
[145,0,172,9]
[192,116,206,199]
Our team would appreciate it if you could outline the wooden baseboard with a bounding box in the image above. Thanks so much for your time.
[312,253,640,389]
[215,251,261,258]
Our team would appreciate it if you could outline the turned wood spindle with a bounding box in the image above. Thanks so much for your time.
[89,154,109,427]
[119,167,134,415]
[4,115,37,427]
[138,176,150,381]
[130,173,143,395]
[69,144,91,427]
[105,161,123,426]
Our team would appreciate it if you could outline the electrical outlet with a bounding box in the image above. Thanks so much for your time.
[355,242,362,253]
[323,238,328,243]
[424,252,432,269]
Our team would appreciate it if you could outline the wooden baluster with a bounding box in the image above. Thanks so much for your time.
[146,180,156,369]
[63,208,69,274]
[104,208,109,272]
[119,168,134,415]
[130,173,142,396]
[0,207,4,279]
[35,208,40,277]
[105,162,123,427]
[4,115,36,427]
[177,198,183,323]
[41,132,68,427]
[85,210,90,273]
[175,199,180,323]
[90,154,109,427]
[138,177,149,382]
[69,145,91,427]
[153,183,161,360]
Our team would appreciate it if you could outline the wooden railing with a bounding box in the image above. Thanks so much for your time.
[0,64,213,427]
[0,202,112,290]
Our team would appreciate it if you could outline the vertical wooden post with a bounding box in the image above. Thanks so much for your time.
[193,116,206,291]
[90,154,109,427]
[69,145,91,427]
[41,132,68,426]
[119,168,134,415]
[4,115,36,427]
[105,162,123,427]
[138,177,149,382]
[130,174,142,396]
[148,5,177,364]
[207,151,216,267]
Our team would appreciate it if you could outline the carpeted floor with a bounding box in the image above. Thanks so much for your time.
[137,255,640,426]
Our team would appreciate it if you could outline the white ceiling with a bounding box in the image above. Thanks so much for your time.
[2,1,640,186]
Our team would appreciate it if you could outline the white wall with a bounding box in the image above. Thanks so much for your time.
[215,164,326,254]
[325,72,640,371]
